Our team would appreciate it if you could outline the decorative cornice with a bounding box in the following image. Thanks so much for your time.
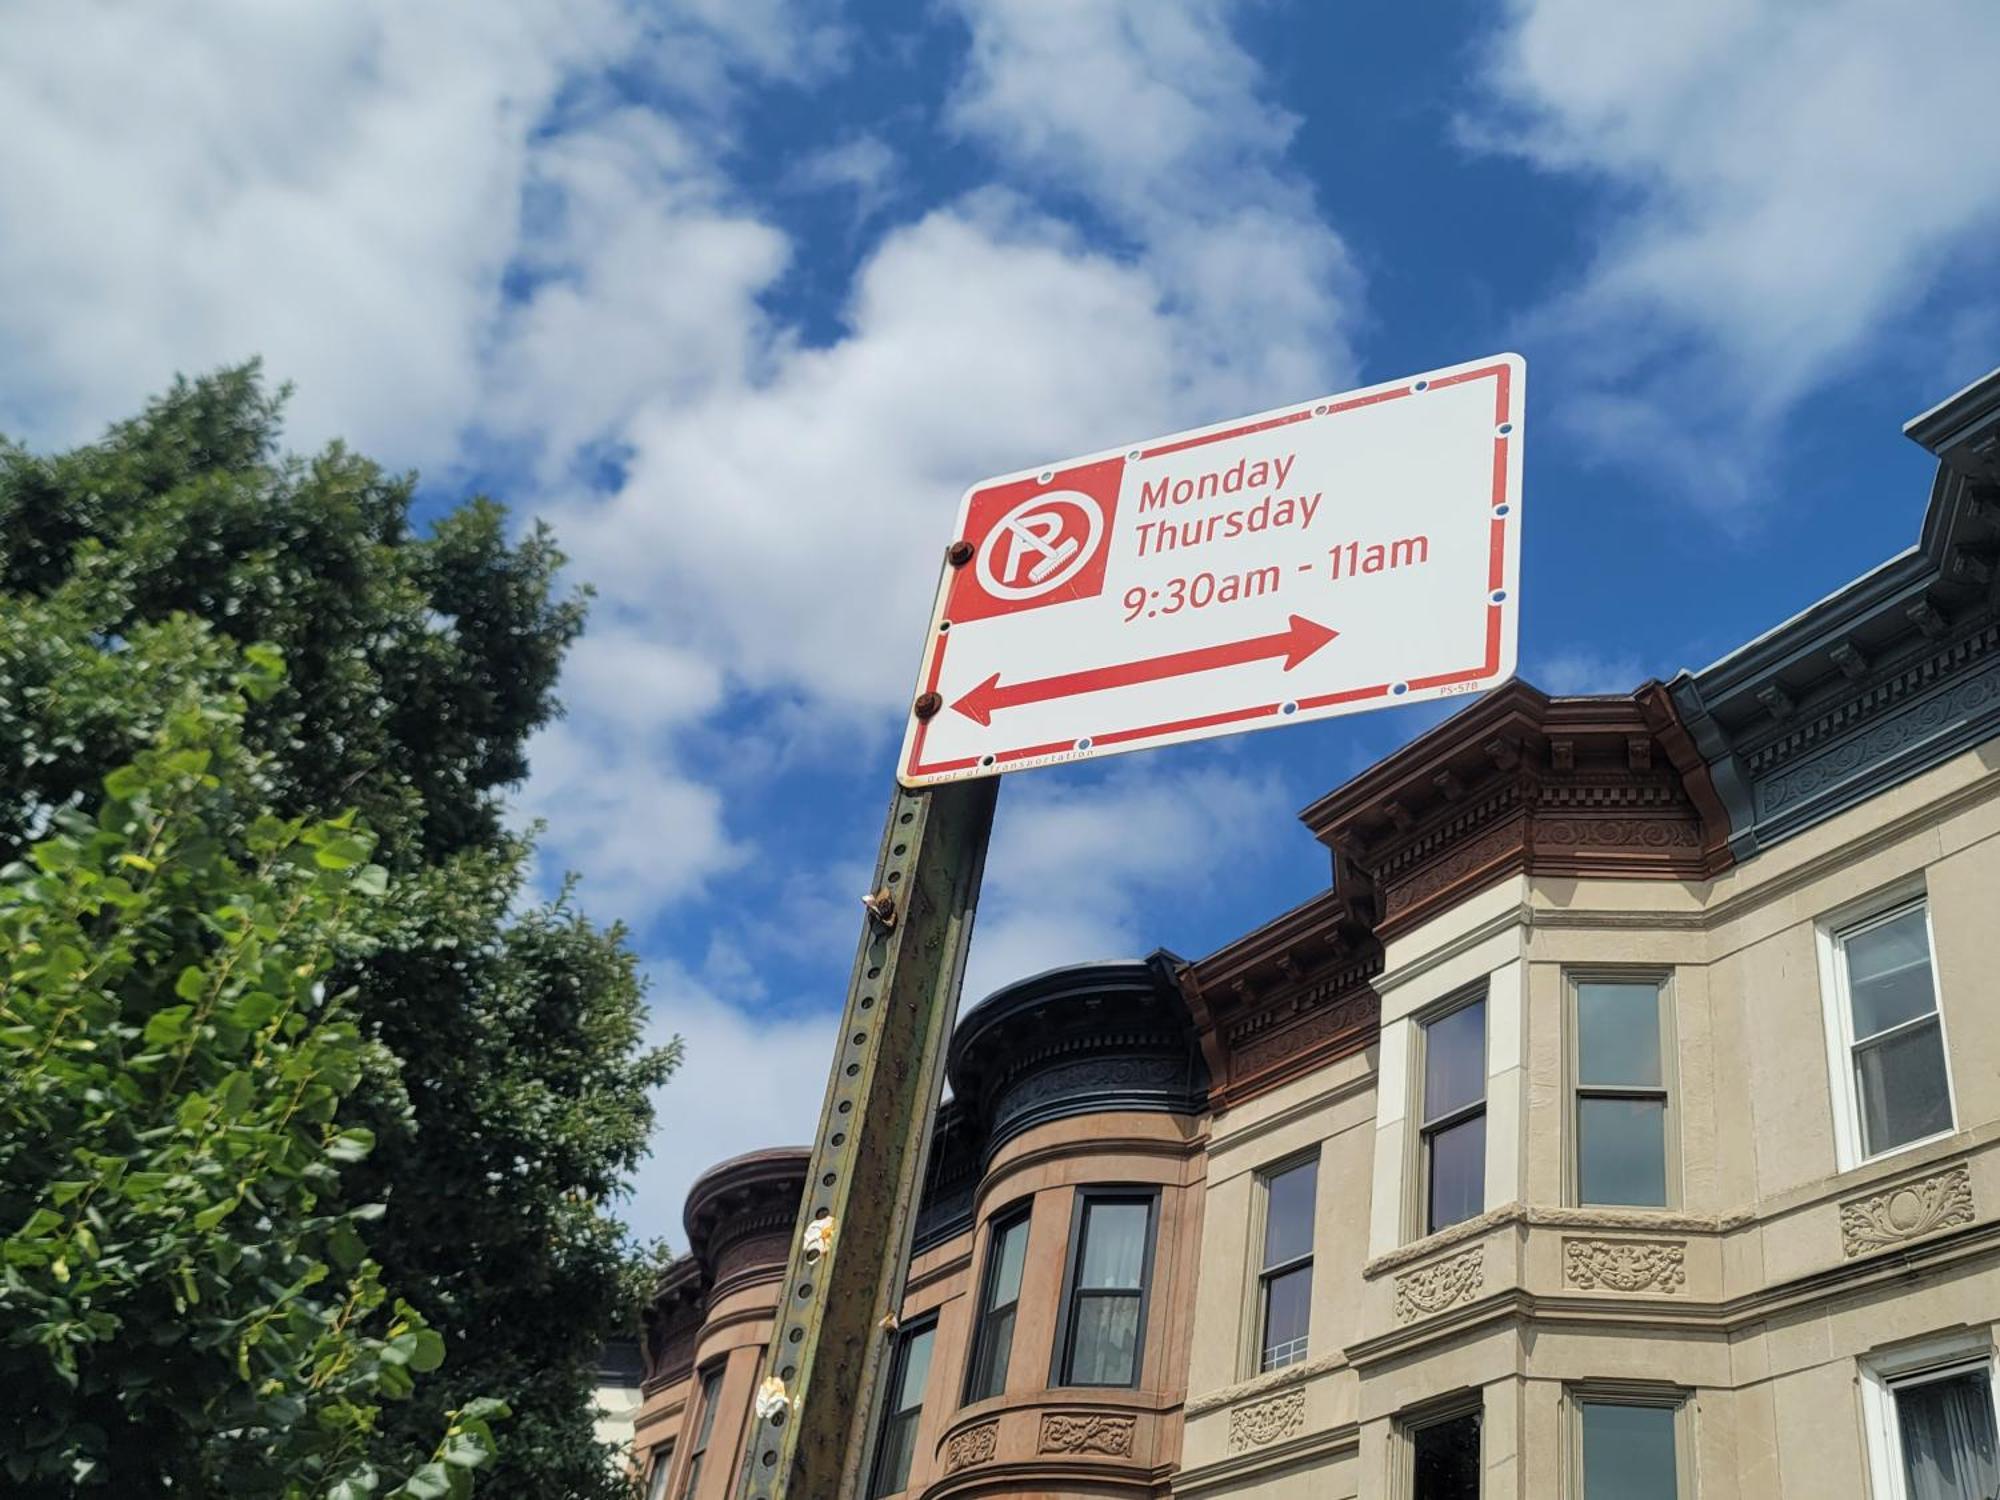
[942,1421,998,1475]
[1226,1388,1306,1451]
[1562,1238,1687,1294]
[681,1147,811,1280]
[1672,368,2000,857]
[1038,1413,1136,1456]
[1839,1162,1975,1258]
[1363,1202,1754,1277]
[1297,683,1732,948]
[1186,1351,1345,1416]
[1393,1247,1485,1322]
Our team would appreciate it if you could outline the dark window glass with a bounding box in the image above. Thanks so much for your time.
[965,1210,1030,1402]
[1258,1157,1317,1371]
[1895,1367,2000,1498]
[1857,1020,1954,1154]
[681,1366,724,1499]
[645,1444,674,1500]
[1421,997,1486,1236]
[868,1322,935,1498]
[1581,1402,1677,1499]
[1411,1409,1481,1500]
[1058,1196,1153,1387]
[1426,1113,1485,1233]
[1577,982,1663,1087]
[1578,1097,1668,1206]
[1575,981,1669,1207]
[1424,1001,1486,1119]
[1841,904,1952,1157]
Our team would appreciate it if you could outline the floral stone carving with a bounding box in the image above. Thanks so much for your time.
[1840,1164,1975,1258]
[1392,1247,1484,1322]
[1038,1413,1135,1456]
[1228,1387,1306,1451]
[942,1421,998,1474]
[1562,1238,1687,1293]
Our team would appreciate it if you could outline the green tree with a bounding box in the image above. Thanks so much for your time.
[0,613,504,1496]
[0,367,676,1495]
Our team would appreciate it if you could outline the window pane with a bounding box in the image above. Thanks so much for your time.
[1577,982,1663,1087]
[1577,1096,1667,1206]
[872,1414,919,1497]
[1412,1410,1481,1500]
[1427,1112,1485,1232]
[1079,1201,1148,1290]
[1067,1292,1140,1385]
[1845,906,1937,1040]
[1260,1263,1311,1371]
[1581,1402,1677,1500]
[1264,1159,1318,1269]
[1896,1368,2000,1499]
[987,1216,1029,1308]
[693,1368,724,1447]
[966,1304,1015,1401]
[1857,1018,1953,1155]
[1424,1000,1486,1123]
[895,1326,934,1412]
[646,1449,673,1500]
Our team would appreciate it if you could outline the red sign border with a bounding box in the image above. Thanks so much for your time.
[902,359,1518,783]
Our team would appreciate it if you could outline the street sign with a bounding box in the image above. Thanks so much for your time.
[898,353,1524,785]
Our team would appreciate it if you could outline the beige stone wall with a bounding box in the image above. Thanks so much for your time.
[1180,743,2000,1498]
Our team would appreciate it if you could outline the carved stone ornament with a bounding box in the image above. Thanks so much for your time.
[1038,1413,1135,1456]
[1392,1247,1484,1322]
[1227,1387,1306,1451]
[1562,1238,1687,1294]
[942,1421,999,1474]
[1840,1163,1975,1258]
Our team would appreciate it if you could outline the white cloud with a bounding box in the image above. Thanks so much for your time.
[1470,0,2000,507]
[964,761,1290,1001]
[1531,647,1646,697]
[626,967,835,1246]
[516,719,745,927]
[0,0,639,462]
[783,135,902,223]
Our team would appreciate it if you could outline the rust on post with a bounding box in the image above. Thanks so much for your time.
[737,776,998,1500]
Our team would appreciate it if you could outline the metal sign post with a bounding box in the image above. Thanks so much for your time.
[736,775,996,1500]
[735,353,1523,1500]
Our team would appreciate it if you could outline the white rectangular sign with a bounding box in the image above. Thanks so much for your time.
[898,353,1524,786]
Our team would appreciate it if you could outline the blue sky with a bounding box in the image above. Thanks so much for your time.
[2,0,1997,1243]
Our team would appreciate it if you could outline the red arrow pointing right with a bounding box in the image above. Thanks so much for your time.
[952,614,1338,727]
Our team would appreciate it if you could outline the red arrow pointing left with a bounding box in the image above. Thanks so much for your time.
[952,614,1338,726]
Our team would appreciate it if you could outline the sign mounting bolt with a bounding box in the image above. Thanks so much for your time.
[913,692,942,720]
[862,889,897,930]
[946,539,975,567]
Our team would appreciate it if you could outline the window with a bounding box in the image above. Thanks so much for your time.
[644,1444,674,1500]
[868,1319,935,1498]
[1419,995,1486,1235]
[1255,1157,1317,1372]
[1574,1395,1684,1499]
[1865,1351,2000,1500]
[1408,1407,1481,1499]
[964,1207,1030,1402]
[1830,900,1954,1160]
[1054,1192,1156,1387]
[1571,979,1673,1207]
[680,1365,724,1499]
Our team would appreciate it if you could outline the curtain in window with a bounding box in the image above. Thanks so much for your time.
[1898,1370,2000,1500]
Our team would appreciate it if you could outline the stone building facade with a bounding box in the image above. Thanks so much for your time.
[634,368,2000,1500]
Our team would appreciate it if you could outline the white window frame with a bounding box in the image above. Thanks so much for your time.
[1815,884,1957,1173]
[1859,1332,2000,1500]
[1245,1150,1319,1377]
